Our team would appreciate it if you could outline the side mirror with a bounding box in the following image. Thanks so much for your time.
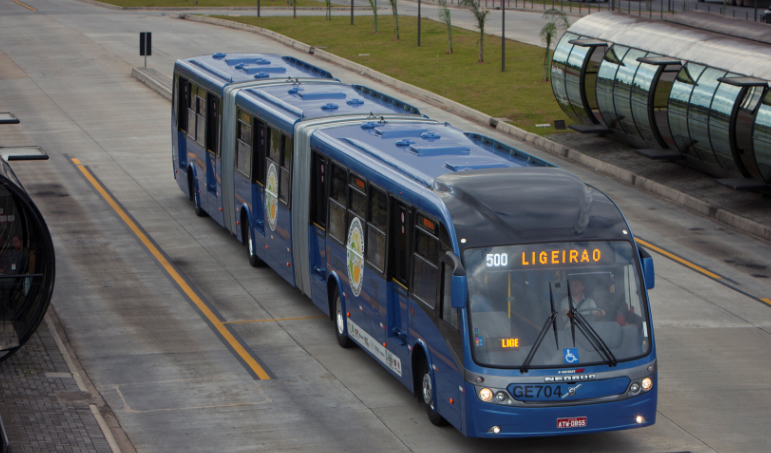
[442,252,468,309]
[639,246,655,290]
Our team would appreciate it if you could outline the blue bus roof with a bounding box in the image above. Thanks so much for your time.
[236,82,422,132]
[176,53,334,88]
[314,120,553,189]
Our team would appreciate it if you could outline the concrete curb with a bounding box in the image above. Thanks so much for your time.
[131,67,172,101]
[136,14,771,243]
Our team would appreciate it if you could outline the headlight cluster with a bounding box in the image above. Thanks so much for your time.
[477,387,514,406]
[628,376,654,396]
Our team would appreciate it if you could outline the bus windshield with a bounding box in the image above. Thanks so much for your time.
[464,241,651,369]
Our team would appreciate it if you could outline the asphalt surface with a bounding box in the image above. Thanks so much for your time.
[1,1,770,452]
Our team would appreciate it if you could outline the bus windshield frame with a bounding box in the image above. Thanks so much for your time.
[464,240,651,370]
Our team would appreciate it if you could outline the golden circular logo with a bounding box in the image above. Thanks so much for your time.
[347,217,364,297]
[266,163,279,232]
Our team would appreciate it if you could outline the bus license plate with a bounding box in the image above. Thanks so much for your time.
[557,416,587,429]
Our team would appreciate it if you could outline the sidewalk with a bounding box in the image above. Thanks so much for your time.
[0,311,122,453]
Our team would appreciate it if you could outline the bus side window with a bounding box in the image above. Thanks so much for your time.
[206,94,220,157]
[188,86,201,143]
[366,186,387,273]
[253,119,267,185]
[235,110,251,178]
[388,198,411,289]
[176,76,189,133]
[194,89,207,146]
[411,214,441,309]
[310,151,327,229]
[440,262,460,330]
[348,173,366,225]
[327,163,347,244]
[280,134,293,205]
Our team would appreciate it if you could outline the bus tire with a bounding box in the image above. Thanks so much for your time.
[244,219,264,267]
[333,287,354,348]
[419,358,448,427]
[188,174,206,218]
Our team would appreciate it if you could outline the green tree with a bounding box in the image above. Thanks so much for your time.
[388,0,400,40]
[438,0,453,54]
[539,8,569,81]
[460,0,489,63]
[325,0,332,20]
[368,0,378,32]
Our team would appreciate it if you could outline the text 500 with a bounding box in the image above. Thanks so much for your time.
[486,253,508,267]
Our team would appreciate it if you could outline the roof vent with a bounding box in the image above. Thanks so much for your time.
[445,158,508,171]
[321,103,339,110]
[254,58,271,65]
[361,121,378,129]
[212,53,226,60]
[346,98,364,106]
[396,139,415,147]
[254,73,270,79]
[410,145,470,156]
[288,86,302,94]
[421,131,441,140]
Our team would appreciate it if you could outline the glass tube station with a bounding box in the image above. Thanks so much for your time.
[551,12,771,186]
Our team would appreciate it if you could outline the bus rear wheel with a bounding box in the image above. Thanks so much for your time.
[419,359,448,427]
[188,174,205,217]
[244,219,263,267]
[333,288,353,348]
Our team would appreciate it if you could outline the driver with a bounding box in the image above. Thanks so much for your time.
[560,278,605,320]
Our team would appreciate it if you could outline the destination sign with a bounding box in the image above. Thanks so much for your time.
[484,248,603,269]
[520,248,602,267]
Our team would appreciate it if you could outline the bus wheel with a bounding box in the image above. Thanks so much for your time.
[193,190,205,217]
[188,175,205,217]
[333,288,353,348]
[245,220,263,267]
[419,359,448,427]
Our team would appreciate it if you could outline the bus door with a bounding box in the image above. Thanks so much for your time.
[204,94,224,227]
[363,185,389,353]
[174,75,190,175]
[264,127,294,285]
[251,119,267,237]
[309,151,328,311]
[410,212,463,428]
[190,87,207,209]
[387,198,412,378]
[233,111,266,254]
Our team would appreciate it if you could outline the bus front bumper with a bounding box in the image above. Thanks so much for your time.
[463,387,657,438]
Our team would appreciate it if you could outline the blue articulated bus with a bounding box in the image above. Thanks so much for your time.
[172,53,658,438]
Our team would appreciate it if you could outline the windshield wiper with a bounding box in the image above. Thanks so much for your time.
[520,283,560,373]
[566,280,618,367]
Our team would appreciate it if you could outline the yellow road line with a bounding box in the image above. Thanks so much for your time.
[636,238,722,280]
[224,316,327,325]
[761,298,771,307]
[73,158,271,380]
[11,0,37,11]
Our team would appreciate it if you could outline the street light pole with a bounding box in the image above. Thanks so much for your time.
[502,0,505,72]
[418,0,422,46]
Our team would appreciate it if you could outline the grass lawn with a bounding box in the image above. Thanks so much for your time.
[216,14,574,134]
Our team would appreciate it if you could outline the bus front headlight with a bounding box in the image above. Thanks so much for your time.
[479,388,493,402]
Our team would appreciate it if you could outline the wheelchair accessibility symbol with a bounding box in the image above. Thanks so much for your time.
[564,348,580,364]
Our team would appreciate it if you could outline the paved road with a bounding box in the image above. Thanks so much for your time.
[1,0,770,452]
